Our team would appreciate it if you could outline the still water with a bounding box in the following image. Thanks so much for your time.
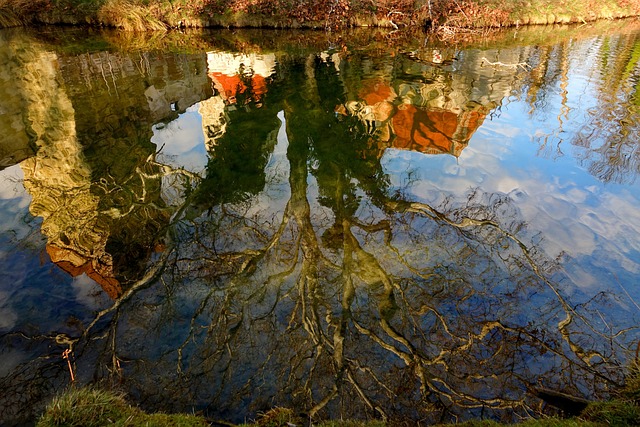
[0,21,640,425]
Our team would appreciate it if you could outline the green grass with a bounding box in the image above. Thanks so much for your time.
[580,400,640,426]
[433,420,601,427]
[37,385,640,427]
[315,422,387,427]
[37,387,208,427]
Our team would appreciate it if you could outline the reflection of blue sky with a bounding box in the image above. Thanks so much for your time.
[151,103,209,173]
[0,165,32,241]
[0,165,38,331]
[246,111,290,218]
[0,164,110,332]
[382,98,640,302]
[0,165,37,328]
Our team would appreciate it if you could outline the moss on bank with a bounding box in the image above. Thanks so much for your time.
[0,0,639,30]
[37,386,640,427]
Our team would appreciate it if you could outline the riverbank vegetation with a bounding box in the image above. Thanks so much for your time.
[36,387,208,427]
[37,365,640,427]
[35,386,640,426]
[0,0,639,30]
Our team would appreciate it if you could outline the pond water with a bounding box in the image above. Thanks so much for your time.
[1,21,640,425]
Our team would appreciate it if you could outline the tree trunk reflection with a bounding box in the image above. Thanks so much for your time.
[1,26,639,425]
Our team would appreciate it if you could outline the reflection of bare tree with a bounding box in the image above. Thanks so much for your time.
[2,32,639,426]
[85,181,630,424]
[527,32,640,184]
[573,33,640,184]
[16,45,211,298]
[61,53,635,426]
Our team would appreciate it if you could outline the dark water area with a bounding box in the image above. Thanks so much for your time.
[1,21,640,425]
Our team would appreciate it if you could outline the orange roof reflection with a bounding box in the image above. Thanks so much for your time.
[46,244,122,299]
[391,105,485,157]
[342,79,488,158]
[359,80,395,105]
[209,72,268,104]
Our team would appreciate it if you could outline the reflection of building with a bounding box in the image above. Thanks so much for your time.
[206,51,275,105]
[391,104,487,156]
[336,47,526,159]
[0,37,211,298]
[201,52,276,151]
[338,77,490,158]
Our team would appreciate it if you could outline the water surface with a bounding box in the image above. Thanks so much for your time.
[1,22,640,425]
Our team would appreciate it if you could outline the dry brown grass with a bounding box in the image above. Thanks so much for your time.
[97,0,167,31]
[1,0,639,31]
[0,0,50,27]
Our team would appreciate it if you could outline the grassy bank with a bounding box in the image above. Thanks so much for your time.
[37,363,640,425]
[37,384,640,427]
[36,387,208,427]
[0,0,639,30]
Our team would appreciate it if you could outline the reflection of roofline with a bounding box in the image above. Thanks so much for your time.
[389,143,467,157]
[389,106,485,158]
[46,244,121,299]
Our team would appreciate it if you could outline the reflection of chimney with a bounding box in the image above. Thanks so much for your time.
[17,66,121,296]
[6,43,127,299]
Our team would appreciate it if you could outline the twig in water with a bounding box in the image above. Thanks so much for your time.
[480,56,530,71]
[62,349,75,382]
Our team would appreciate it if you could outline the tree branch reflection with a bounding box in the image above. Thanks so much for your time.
[1,27,639,425]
